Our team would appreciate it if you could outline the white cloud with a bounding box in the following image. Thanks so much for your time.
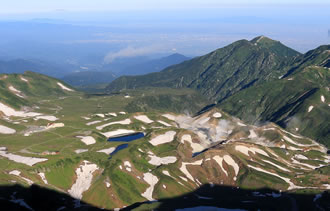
[103,45,167,63]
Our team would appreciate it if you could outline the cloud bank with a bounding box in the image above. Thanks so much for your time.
[103,45,169,63]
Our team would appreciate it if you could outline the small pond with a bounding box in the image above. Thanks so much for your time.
[110,144,129,156]
[108,132,145,142]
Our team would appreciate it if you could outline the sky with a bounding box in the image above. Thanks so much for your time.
[1,0,330,14]
[0,0,328,62]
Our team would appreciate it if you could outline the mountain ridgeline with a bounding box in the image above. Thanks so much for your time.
[106,36,301,102]
[106,36,330,146]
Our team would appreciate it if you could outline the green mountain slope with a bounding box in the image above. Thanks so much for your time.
[0,71,76,109]
[219,46,330,146]
[106,36,300,102]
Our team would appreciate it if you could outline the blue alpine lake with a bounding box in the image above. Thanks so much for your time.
[107,132,145,142]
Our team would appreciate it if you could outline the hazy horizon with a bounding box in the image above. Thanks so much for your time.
[0,1,329,68]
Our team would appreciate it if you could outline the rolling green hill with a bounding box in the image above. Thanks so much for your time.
[0,71,76,109]
[106,36,300,102]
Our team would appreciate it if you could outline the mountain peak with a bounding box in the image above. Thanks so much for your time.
[250,35,277,45]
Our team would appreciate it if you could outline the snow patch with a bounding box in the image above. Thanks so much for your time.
[321,95,325,103]
[86,120,102,126]
[212,112,222,118]
[20,77,28,82]
[213,156,228,176]
[9,170,33,185]
[262,160,290,172]
[148,155,177,166]
[247,164,303,190]
[141,173,159,201]
[181,134,205,153]
[97,147,115,154]
[96,118,131,130]
[149,131,176,146]
[0,102,41,117]
[124,161,132,172]
[75,149,88,154]
[180,160,203,181]
[162,114,176,121]
[223,155,239,180]
[76,136,96,145]
[248,130,258,139]
[308,106,314,112]
[57,82,74,92]
[134,115,154,123]
[0,151,47,166]
[68,161,99,199]
[34,115,58,121]
[235,145,268,157]
[0,125,16,134]
[38,172,48,184]
[157,120,172,127]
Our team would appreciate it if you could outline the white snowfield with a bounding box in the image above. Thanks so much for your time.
[308,106,314,112]
[180,159,203,181]
[38,172,48,184]
[196,117,210,125]
[149,131,176,146]
[141,173,159,201]
[181,134,205,153]
[148,154,177,166]
[213,156,228,176]
[20,77,29,82]
[295,154,308,160]
[119,111,126,115]
[96,118,131,130]
[235,145,269,157]
[97,147,115,154]
[162,170,175,179]
[68,161,99,199]
[162,114,176,121]
[237,122,247,127]
[96,113,105,118]
[46,123,64,129]
[57,82,74,92]
[134,115,154,123]
[75,149,88,154]
[101,129,136,138]
[223,155,239,180]
[9,86,25,98]
[282,136,315,147]
[157,120,172,127]
[212,112,222,118]
[9,85,22,93]
[76,136,96,145]
[248,130,258,139]
[321,95,325,103]
[0,151,47,166]
[34,115,58,121]
[247,165,303,190]
[9,170,34,185]
[86,120,102,126]
[0,102,41,117]
[262,160,291,172]
[108,112,117,117]
[0,125,16,134]
[124,161,132,172]
[105,181,111,188]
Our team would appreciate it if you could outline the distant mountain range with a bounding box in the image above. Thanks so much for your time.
[106,36,300,102]
[0,59,73,77]
[61,53,190,87]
